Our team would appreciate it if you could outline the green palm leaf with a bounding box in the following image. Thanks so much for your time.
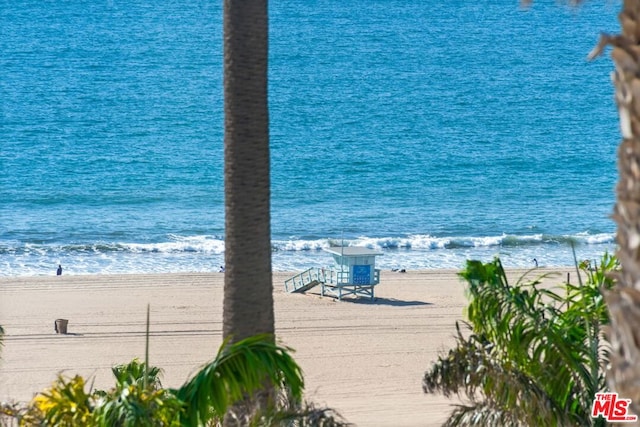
[423,323,573,426]
[252,401,352,427]
[426,256,614,426]
[111,358,163,391]
[175,334,304,426]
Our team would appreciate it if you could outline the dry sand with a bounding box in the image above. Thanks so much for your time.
[0,268,571,426]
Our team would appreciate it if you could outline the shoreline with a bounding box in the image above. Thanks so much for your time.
[0,238,614,277]
[0,264,576,279]
[0,268,575,426]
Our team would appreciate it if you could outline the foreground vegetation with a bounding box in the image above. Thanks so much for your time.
[0,255,619,425]
[423,254,616,426]
[0,335,348,427]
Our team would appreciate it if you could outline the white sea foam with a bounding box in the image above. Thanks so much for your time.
[572,232,615,245]
[0,232,617,276]
[273,239,329,252]
[126,235,225,254]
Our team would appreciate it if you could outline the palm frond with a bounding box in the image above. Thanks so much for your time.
[428,255,615,425]
[423,322,575,426]
[175,334,304,426]
[110,358,163,391]
[443,402,522,427]
[250,400,352,427]
[93,385,184,427]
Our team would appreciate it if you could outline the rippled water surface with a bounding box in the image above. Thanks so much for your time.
[0,1,622,275]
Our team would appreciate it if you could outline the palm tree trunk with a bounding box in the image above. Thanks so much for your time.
[222,0,274,344]
[595,0,640,416]
[222,1,274,424]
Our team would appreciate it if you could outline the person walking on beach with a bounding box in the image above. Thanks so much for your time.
[56,265,62,276]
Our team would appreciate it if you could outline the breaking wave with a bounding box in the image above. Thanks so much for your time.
[0,232,615,256]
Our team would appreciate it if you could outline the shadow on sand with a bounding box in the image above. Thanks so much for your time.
[341,297,431,307]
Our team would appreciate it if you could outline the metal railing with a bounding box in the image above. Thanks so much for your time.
[284,267,320,293]
[285,267,381,293]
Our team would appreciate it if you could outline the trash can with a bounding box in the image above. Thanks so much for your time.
[54,319,68,334]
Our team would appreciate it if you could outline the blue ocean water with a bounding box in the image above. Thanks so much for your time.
[0,1,622,276]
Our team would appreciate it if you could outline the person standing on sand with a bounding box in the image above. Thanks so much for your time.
[56,265,62,276]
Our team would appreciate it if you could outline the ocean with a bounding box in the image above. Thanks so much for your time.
[0,0,622,276]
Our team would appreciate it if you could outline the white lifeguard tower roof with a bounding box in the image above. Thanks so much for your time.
[323,246,383,257]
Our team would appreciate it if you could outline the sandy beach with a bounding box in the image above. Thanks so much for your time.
[0,268,571,426]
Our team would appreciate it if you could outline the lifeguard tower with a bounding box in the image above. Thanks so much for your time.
[284,246,382,300]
